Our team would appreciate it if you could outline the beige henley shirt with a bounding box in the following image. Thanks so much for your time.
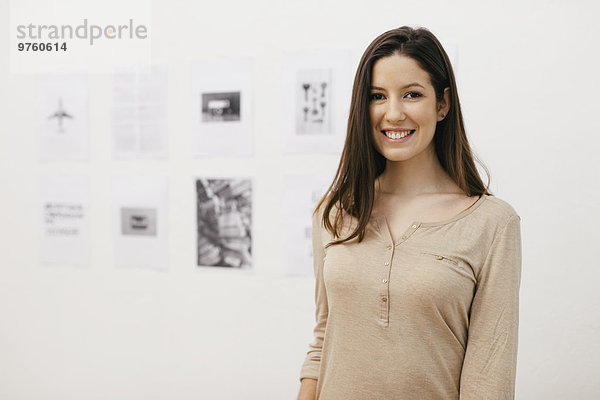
[300,194,522,399]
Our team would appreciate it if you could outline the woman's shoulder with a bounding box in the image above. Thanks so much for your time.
[477,194,521,228]
[457,195,521,259]
[312,193,338,230]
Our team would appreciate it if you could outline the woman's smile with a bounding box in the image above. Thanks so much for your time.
[381,129,416,142]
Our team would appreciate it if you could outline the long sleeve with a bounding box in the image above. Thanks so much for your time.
[299,207,329,381]
[459,214,522,399]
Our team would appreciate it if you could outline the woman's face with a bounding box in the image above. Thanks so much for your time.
[369,53,449,163]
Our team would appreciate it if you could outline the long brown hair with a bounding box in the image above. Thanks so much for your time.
[315,26,492,249]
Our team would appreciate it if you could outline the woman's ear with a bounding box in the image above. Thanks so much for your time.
[437,87,450,121]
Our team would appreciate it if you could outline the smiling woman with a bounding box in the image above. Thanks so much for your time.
[297,26,522,400]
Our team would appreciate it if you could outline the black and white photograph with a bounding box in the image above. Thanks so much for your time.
[47,98,73,134]
[120,207,157,236]
[112,175,169,270]
[295,69,331,135]
[283,49,352,153]
[191,57,253,156]
[201,91,241,122]
[36,74,89,160]
[196,177,252,269]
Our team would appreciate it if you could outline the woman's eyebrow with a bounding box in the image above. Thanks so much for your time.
[370,83,425,90]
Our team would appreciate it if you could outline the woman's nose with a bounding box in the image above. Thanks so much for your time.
[384,98,406,122]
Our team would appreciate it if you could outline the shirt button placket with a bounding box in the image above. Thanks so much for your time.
[379,223,420,326]
[380,245,393,324]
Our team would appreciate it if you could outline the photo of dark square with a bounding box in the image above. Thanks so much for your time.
[201,92,241,122]
[121,207,157,236]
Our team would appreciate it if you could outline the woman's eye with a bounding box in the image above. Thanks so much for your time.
[370,93,385,101]
[405,91,422,99]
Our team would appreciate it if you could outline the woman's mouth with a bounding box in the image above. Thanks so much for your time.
[381,129,415,142]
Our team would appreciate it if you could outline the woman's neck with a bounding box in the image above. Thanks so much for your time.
[376,147,461,198]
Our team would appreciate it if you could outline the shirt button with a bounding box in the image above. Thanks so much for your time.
[411,224,417,228]
[382,279,387,283]
[382,297,387,302]
[401,235,407,240]
[387,245,392,250]
[436,255,443,260]
[384,261,389,266]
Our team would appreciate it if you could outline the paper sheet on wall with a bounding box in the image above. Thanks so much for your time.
[111,65,168,159]
[191,57,253,156]
[283,50,352,154]
[112,175,169,270]
[39,175,90,266]
[36,74,89,160]
[283,173,333,276]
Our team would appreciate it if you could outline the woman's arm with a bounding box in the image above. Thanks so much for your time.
[298,205,329,398]
[297,378,318,400]
[459,214,522,399]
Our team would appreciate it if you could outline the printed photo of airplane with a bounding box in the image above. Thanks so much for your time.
[48,98,73,133]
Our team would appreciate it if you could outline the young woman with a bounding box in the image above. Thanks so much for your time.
[297,26,522,400]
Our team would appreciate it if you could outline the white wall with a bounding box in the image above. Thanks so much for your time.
[1,0,599,399]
